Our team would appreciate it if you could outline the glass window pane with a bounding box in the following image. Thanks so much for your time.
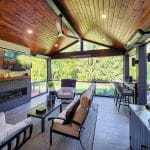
[31,57,47,97]
[84,41,109,50]
[51,56,123,82]
[60,42,80,53]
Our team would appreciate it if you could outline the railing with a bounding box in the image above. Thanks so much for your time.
[51,80,115,97]
[31,81,47,97]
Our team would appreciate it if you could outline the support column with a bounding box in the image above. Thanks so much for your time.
[80,39,83,52]
[47,57,51,81]
[123,54,129,81]
[137,44,147,104]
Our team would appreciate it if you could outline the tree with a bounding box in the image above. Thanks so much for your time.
[31,57,47,81]
[51,56,123,82]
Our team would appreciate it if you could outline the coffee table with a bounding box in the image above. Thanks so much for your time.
[27,100,62,133]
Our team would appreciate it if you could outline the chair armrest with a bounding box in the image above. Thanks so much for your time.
[48,117,66,121]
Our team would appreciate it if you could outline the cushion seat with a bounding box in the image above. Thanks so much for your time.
[0,113,32,149]
[53,123,79,138]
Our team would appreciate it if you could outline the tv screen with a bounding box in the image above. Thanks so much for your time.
[3,49,31,71]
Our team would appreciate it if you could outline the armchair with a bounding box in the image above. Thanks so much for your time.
[0,112,33,150]
[57,79,76,102]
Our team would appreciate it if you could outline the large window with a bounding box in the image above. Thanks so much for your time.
[51,56,123,82]
[51,56,123,97]
[31,57,47,97]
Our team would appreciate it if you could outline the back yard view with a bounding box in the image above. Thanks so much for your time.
[31,56,124,97]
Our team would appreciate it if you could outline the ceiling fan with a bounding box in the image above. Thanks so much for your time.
[54,14,79,39]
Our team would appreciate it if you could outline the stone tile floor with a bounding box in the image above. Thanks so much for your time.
[93,96,130,150]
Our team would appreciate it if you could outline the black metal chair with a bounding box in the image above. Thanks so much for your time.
[114,83,134,112]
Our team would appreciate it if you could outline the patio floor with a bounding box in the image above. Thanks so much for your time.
[93,97,130,150]
[5,95,130,150]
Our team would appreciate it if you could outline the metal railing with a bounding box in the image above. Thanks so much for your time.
[31,81,48,97]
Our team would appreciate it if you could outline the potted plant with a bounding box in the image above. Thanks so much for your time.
[47,81,55,92]
[47,81,56,103]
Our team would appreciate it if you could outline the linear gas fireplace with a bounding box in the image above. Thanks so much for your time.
[0,78,31,112]
[0,87,27,104]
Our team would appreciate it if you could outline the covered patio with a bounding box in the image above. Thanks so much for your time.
[0,0,150,150]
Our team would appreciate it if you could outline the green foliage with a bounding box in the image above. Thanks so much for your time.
[31,57,47,81]
[51,56,123,82]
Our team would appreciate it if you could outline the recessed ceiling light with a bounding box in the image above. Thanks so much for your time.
[101,14,107,19]
[27,29,33,34]
[54,44,58,47]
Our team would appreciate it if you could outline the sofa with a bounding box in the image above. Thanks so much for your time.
[0,112,33,150]
[48,83,96,149]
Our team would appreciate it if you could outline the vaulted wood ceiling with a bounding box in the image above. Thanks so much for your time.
[55,0,150,49]
[0,0,76,55]
[0,0,150,56]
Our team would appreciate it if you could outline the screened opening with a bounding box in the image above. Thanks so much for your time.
[51,56,123,96]
[31,57,47,97]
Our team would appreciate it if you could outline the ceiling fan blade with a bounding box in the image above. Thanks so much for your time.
[56,21,62,33]
[55,14,79,39]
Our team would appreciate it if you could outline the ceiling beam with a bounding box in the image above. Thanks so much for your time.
[52,49,124,59]
[45,0,80,38]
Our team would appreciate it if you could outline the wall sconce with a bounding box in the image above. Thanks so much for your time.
[132,58,138,66]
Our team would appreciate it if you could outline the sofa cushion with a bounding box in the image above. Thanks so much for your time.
[0,112,5,125]
[53,123,79,138]
[14,118,31,131]
[63,99,80,124]
[0,118,31,146]
[62,87,74,92]
[72,106,88,130]
[80,95,90,109]
[0,124,14,145]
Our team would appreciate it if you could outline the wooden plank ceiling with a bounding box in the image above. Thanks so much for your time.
[56,0,150,49]
[0,0,75,55]
[0,0,150,56]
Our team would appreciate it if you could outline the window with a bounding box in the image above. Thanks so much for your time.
[51,56,123,82]
[31,57,47,97]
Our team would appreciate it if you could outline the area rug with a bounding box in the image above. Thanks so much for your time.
[21,104,98,150]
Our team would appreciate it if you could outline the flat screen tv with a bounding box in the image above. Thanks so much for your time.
[3,49,32,71]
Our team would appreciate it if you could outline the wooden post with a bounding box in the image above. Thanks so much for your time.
[80,39,83,52]
[123,54,129,81]
[136,44,147,104]
[47,57,51,81]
